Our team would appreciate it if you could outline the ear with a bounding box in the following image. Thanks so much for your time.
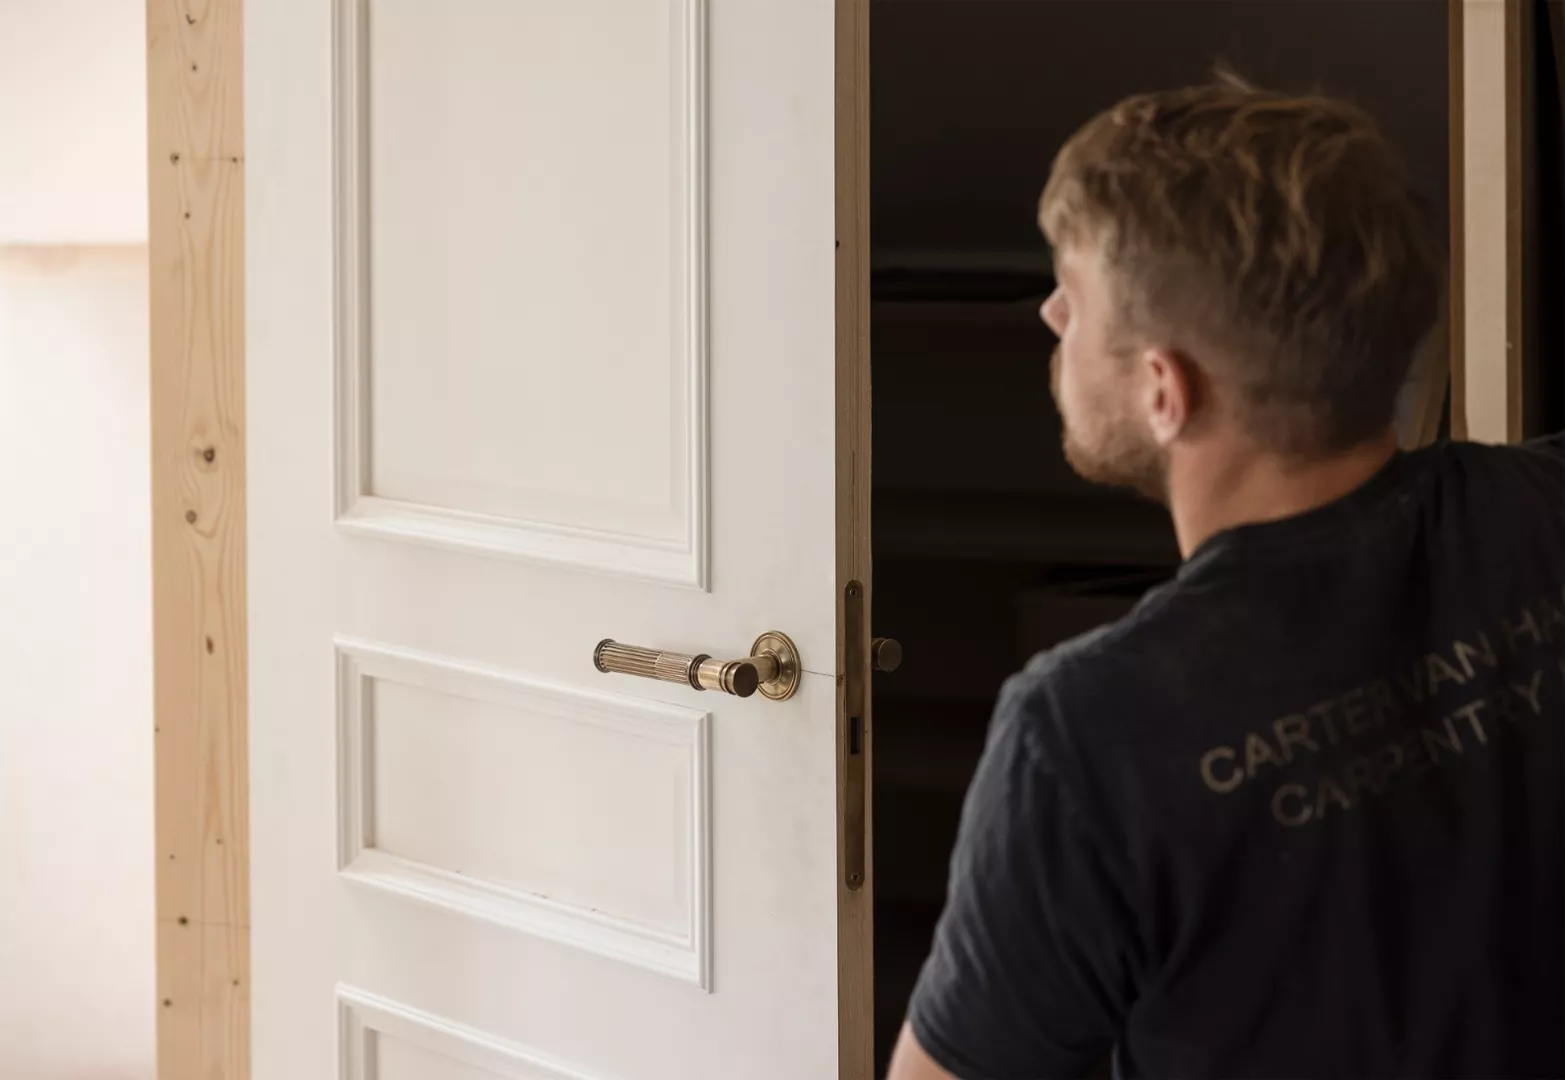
[1140,346,1194,445]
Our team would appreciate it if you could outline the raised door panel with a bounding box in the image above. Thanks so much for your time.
[335,0,708,585]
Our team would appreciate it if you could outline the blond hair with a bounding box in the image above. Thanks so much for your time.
[1040,77,1442,454]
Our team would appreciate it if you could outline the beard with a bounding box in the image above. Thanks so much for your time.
[1050,346,1169,504]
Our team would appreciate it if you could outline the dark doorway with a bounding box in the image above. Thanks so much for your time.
[867,3,1452,1073]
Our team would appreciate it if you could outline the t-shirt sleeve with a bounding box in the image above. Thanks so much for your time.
[906,674,1139,1080]
[1522,429,1565,461]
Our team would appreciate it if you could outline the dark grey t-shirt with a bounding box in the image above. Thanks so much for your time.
[908,435,1565,1079]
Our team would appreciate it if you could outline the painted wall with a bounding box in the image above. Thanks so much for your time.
[0,1,153,1077]
[0,246,154,1079]
[0,0,147,244]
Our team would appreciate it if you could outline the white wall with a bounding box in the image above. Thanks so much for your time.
[0,0,148,244]
[0,246,154,1078]
[0,0,153,1075]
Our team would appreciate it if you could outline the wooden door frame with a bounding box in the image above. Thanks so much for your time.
[147,3,1528,1076]
[1453,0,1534,443]
[148,0,248,1075]
[836,0,874,1077]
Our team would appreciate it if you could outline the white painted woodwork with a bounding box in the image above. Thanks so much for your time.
[247,0,843,1077]
[340,988,599,1080]
[336,640,711,985]
[377,1041,512,1080]
[334,0,707,585]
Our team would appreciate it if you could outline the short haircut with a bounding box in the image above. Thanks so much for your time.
[1040,75,1442,454]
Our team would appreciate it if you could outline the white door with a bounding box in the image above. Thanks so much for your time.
[245,1,871,1078]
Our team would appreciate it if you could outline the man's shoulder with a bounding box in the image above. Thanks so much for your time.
[1009,576,1211,695]
[1405,436,1565,548]
[1426,432,1565,489]
[997,579,1213,766]
[1507,429,1565,464]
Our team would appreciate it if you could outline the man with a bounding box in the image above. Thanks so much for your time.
[888,78,1565,1079]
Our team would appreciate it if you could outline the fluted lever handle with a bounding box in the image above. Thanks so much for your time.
[594,631,801,701]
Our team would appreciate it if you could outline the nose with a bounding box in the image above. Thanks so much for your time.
[1040,289,1065,335]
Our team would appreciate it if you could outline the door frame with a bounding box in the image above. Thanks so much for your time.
[146,3,1526,1076]
[836,0,875,1075]
[148,0,248,1075]
[1449,0,1533,443]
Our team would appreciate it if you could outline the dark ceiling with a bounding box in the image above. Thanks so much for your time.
[871,0,1451,263]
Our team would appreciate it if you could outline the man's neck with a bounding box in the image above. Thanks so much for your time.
[1166,429,1400,559]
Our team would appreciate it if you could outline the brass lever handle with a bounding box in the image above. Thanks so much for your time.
[594,631,802,701]
[872,637,903,673]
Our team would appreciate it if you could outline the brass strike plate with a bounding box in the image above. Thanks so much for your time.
[843,581,867,891]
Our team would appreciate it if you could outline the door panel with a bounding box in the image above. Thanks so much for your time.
[333,0,705,584]
[364,1,686,541]
[336,640,710,984]
[247,1,856,1077]
[340,988,599,1080]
